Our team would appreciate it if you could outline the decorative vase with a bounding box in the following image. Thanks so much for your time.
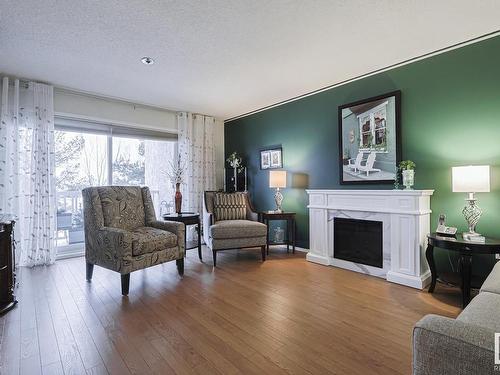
[274,227,285,243]
[402,169,415,190]
[175,183,182,214]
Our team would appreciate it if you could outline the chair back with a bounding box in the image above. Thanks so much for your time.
[204,191,254,222]
[82,186,156,231]
[354,152,364,166]
[365,152,377,169]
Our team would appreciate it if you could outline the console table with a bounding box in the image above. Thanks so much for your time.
[426,233,500,308]
[0,216,17,315]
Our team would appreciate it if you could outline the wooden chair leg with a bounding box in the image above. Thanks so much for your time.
[121,274,130,296]
[212,250,217,267]
[176,258,184,276]
[86,263,94,281]
[261,246,266,262]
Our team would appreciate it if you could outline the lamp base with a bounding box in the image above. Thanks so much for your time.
[462,193,482,235]
[462,232,486,242]
[274,188,283,213]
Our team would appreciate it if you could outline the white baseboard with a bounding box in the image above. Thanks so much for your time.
[268,244,309,253]
[293,246,308,253]
[306,253,330,266]
[386,270,431,290]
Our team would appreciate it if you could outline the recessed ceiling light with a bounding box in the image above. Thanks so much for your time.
[141,57,155,65]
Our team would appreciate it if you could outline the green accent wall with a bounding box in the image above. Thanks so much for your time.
[225,36,500,280]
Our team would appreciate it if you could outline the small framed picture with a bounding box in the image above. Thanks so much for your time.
[260,150,271,169]
[260,145,282,169]
[270,149,282,168]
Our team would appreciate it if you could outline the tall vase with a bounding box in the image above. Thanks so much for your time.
[175,183,182,214]
[233,167,237,192]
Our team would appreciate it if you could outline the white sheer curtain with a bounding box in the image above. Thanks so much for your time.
[178,112,216,239]
[0,77,56,266]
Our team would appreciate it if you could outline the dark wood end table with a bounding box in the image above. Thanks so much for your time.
[259,211,296,255]
[426,232,500,308]
[163,212,202,260]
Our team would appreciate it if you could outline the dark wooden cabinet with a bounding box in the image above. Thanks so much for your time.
[0,217,17,315]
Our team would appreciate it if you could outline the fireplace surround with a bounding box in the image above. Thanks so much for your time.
[306,189,434,289]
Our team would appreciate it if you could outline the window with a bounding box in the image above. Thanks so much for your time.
[54,119,177,258]
[357,101,388,152]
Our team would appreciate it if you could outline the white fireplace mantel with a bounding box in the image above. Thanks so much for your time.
[306,189,434,289]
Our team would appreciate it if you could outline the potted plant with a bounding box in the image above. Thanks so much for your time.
[399,160,416,190]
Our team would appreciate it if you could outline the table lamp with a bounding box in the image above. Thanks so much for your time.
[452,165,490,235]
[269,170,286,213]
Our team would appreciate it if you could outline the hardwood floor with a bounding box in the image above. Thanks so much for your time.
[0,247,461,375]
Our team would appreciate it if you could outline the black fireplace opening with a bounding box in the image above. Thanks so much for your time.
[333,217,383,268]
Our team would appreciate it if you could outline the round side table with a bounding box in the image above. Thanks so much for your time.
[426,232,500,308]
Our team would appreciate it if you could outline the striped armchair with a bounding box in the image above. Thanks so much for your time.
[203,191,267,266]
[82,186,185,295]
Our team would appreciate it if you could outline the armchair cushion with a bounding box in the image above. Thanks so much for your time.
[98,186,146,230]
[131,227,178,256]
[214,193,247,221]
[210,220,267,239]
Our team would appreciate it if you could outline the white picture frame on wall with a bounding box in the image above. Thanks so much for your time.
[260,150,271,169]
[260,145,282,169]
[270,149,282,168]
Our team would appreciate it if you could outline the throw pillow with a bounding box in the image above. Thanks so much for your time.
[214,193,247,221]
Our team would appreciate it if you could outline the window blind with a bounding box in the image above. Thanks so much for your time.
[55,115,178,140]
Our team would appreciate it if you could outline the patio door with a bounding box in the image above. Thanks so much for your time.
[54,120,177,259]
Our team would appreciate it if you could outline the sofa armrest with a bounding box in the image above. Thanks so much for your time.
[413,314,494,375]
[149,220,185,256]
[246,209,259,222]
[96,227,134,258]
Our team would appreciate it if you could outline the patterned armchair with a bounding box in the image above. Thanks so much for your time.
[203,191,267,266]
[82,186,185,295]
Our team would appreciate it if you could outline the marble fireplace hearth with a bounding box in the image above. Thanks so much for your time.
[306,189,434,289]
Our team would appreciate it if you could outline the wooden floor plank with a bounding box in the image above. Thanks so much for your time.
[1,247,461,375]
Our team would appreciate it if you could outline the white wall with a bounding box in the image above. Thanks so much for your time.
[54,88,225,189]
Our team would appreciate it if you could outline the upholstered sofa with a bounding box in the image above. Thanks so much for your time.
[82,186,185,295]
[413,261,500,374]
[203,191,267,266]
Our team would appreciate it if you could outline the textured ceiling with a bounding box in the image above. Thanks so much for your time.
[1,1,499,119]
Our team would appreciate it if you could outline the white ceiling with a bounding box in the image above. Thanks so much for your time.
[1,1,499,119]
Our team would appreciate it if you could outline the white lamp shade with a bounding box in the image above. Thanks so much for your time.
[269,170,287,188]
[452,165,490,193]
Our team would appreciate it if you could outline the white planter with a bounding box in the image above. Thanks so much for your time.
[402,169,415,190]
